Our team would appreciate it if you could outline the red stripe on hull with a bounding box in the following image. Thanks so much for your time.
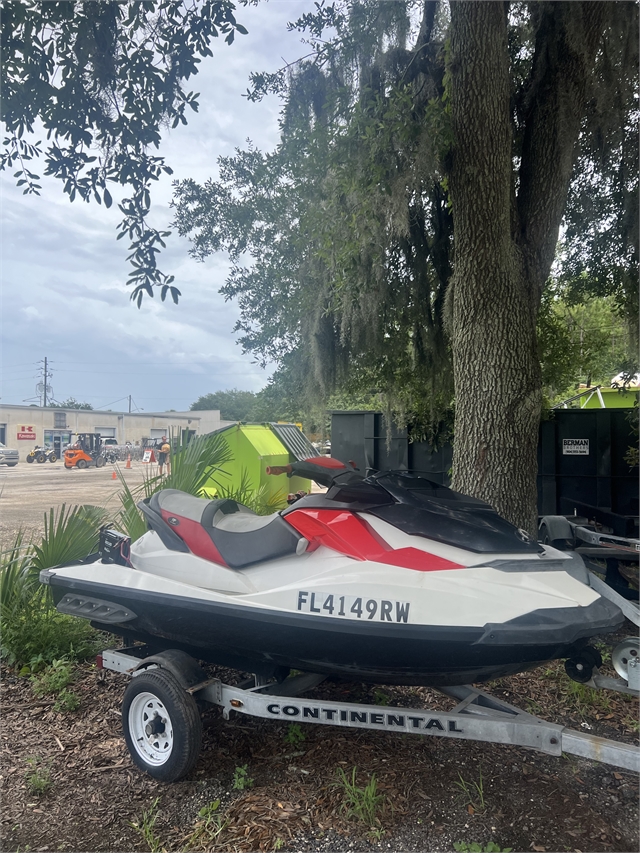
[285,509,463,572]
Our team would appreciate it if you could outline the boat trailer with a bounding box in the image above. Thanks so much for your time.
[98,645,639,782]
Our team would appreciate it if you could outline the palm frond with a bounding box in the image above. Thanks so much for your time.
[32,504,108,572]
[0,530,37,616]
[117,431,233,539]
[214,468,287,515]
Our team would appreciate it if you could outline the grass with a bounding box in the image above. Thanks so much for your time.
[565,680,612,718]
[186,799,229,849]
[334,766,385,829]
[283,723,306,746]
[25,757,52,796]
[130,797,163,853]
[30,658,74,697]
[30,658,82,713]
[373,688,391,706]
[453,770,486,813]
[232,764,254,791]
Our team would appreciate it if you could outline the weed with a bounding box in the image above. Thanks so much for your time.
[25,757,52,796]
[283,723,306,746]
[30,658,73,698]
[373,688,391,706]
[565,680,612,717]
[525,698,544,715]
[593,639,612,665]
[273,838,285,851]
[454,843,512,853]
[453,770,486,812]
[334,766,385,828]
[232,764,254,791]
[622,714,640,733]
[130,797,163,853]
[187,799,229,848]
[53,688,80,713]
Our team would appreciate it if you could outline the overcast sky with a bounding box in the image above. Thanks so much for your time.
[0,1,311,413]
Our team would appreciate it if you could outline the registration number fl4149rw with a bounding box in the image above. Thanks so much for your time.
[297,591,410,623]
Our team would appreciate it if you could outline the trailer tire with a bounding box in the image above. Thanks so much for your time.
[122,669,202,782]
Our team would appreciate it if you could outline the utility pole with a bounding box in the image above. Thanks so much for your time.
[37,358,53,407]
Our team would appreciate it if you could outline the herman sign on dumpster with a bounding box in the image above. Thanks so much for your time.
[562,438,589,455]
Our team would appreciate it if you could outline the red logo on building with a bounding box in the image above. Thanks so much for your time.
[17,425,37,440]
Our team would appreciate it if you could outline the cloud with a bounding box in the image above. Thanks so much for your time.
[1,3,309,410]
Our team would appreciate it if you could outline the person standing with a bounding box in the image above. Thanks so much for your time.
[158,436,171,476]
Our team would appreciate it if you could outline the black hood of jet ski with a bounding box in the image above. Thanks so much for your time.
[283,466,542,555]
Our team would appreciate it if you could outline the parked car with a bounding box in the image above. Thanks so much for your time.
[0,442,19,467]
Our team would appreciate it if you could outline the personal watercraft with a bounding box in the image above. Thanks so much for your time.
[41,458,624,686]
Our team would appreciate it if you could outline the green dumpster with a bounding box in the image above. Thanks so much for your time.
[201,423,313,508]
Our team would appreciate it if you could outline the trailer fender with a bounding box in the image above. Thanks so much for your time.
[539,516,575,550]
[557,550,590,585]
[133,649,208,691]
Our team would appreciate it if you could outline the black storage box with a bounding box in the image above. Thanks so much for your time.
[99,527,131,566]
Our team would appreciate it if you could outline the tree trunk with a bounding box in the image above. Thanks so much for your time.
[447,2,541,533]
[446,1,607,533]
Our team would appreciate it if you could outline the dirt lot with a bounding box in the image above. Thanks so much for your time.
[0,458,149,546]
[0,460,638,853]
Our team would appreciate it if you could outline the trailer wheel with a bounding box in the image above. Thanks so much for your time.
[122,669,202,782]
[76,459,87,469]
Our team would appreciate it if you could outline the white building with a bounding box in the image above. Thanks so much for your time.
[0,404,231,460]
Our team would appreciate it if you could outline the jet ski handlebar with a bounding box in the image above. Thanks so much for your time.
[266,457,362,489]
[266,465,292,476]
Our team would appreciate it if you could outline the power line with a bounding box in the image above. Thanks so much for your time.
[53,368,262,376]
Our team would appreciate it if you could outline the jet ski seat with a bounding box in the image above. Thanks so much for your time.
[146,490,307,569]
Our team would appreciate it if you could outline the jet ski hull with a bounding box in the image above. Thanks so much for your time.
[46,568,623,686]
[41,462,625,687]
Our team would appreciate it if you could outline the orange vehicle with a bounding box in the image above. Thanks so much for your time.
[64,434,106,470]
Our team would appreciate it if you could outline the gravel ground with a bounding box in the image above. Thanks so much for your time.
[1,458,638,853]
[0,459,149,545]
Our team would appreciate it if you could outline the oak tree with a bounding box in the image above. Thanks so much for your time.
[175,1,638,531]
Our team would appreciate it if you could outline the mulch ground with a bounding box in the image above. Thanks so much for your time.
[1,627,638,853]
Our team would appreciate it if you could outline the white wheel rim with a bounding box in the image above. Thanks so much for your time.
[129,691,174,766]
[612,638,639,681]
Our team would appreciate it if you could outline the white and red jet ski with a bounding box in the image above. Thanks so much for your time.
[41,458,623,686]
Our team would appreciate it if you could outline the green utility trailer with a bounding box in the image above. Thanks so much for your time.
[201,423,317,507]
